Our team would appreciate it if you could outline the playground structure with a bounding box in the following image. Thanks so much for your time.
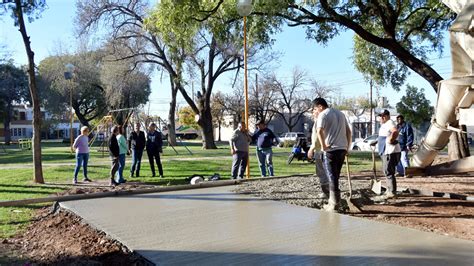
[408,0,474,176]
[86,108,192,156]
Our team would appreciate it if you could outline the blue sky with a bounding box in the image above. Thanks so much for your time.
[1,0,451,118]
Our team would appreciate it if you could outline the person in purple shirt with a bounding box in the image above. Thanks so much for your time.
[72,126,92,184]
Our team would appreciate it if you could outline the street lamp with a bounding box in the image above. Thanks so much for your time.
[64,63,75,152]
[237,0,252,179]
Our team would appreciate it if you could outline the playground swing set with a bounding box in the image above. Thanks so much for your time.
[86,108,192,157]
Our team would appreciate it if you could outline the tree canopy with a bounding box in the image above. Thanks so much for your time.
[256,0,454,92]
[396,85,433,128]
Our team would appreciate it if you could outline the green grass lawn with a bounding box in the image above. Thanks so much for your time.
[0,141,377,239]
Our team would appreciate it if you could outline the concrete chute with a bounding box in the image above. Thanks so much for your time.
[409,0,474,173]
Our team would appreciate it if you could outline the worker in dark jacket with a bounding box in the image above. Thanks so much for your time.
[396,115,414,177]
[252,120,279,177]
[128,122,146,177]
[108,125,120,186]
[146,122,164,177]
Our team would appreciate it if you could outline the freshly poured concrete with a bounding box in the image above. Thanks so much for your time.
[61,186,474,265]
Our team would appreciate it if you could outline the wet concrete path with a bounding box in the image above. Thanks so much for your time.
[61,186,474,265]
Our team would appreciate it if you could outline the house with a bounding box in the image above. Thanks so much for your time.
[0,104,81,142]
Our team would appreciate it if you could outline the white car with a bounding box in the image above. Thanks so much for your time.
[279,132,307,143]
[351,134,378,152]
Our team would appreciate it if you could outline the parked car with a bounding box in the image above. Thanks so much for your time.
[279,132,307,142]
[351,134,378,152]
[278,132,307,147]
[161,125,200,140]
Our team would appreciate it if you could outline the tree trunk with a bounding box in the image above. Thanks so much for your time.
[218,121,222,142]
[198,107,217,149]
[167,86,178,146]
[4,101,12,145]
[15,0,44,183]
[74,110,91,128]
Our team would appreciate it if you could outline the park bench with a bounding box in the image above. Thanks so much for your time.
[18,138,32,150]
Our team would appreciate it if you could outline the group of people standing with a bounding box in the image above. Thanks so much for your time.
[73,100,415,208]
[72,122,164,186]
[230,120,279,179]
[306,98,414,211]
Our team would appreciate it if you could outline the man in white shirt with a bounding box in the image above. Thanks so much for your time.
[312,98,351,211]
[377,110,401,199]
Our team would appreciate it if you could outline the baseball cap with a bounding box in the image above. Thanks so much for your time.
[377,109,390,117]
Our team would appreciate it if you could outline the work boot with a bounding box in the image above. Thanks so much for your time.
[322,190,339,212]
[320,183,330,199]
[386,177,397,195]
[372,191,396,202]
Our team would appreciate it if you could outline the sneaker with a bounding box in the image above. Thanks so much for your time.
[404,174,413,178]
[159,175,164,178]
[72,179,78,184]
[396,173,404,177]
[119,179,127,184]
[83,177,92,182]
[129,173,134,178]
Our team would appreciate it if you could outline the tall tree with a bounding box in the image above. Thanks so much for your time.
[211,92,227,142]
[396,85,433,128]
[100,56,151,126]
[250,75,278,124]
[0,63,29,144]
[38,52,108,128]
[145,0,278,148]
[76,0,181,146]
[215,86,245,129]
[1,0,47,183]
[270,68,312,132]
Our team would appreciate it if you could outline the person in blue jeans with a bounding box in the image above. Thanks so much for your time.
[128,122,146,177]
[396,115,414,177]
[116,125,128,183]
[72,126,92,184]
[252,120,278,177]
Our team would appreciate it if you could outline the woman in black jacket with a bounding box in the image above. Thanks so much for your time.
[108,125,120,186]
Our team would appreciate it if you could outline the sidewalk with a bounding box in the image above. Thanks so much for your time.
[61,186,474,265]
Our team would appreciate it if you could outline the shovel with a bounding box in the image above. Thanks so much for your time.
[345,155,362,213]
[370,145,382,195]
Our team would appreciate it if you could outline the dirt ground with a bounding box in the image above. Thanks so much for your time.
[1,174,473,264]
